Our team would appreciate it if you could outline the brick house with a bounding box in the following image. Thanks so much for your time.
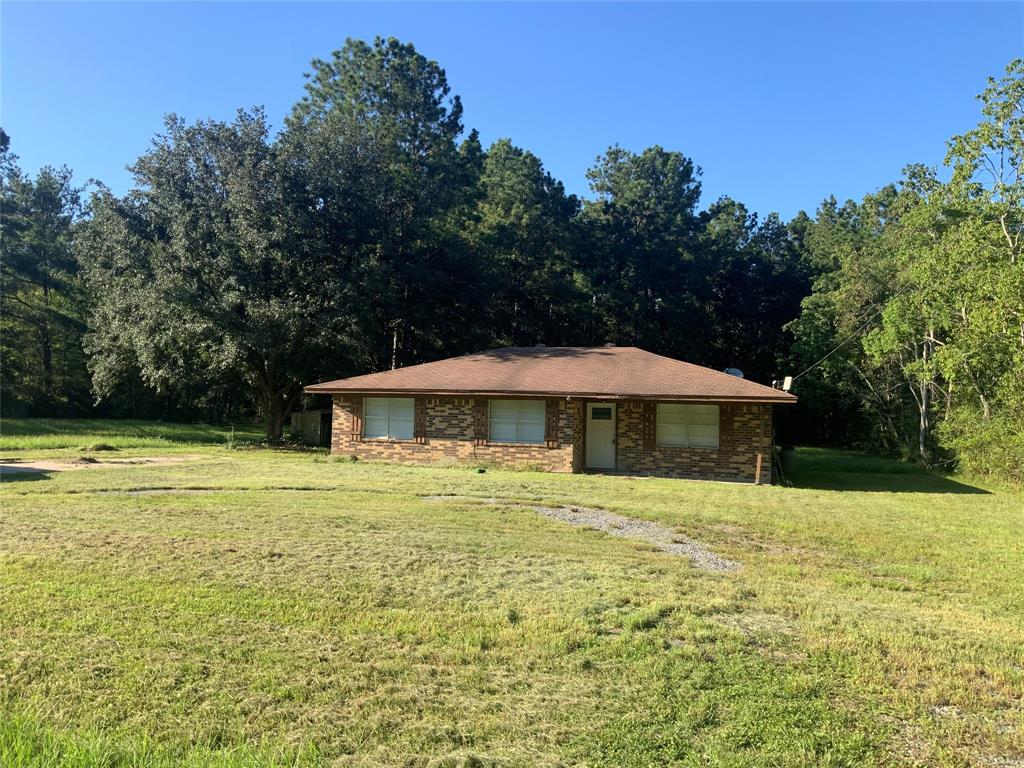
[304,346,795,483]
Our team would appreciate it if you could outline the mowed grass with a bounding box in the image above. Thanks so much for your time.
[0,418,264,453]
[0,421,1021,767]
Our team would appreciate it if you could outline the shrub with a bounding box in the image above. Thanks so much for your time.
[938,407,1024,486]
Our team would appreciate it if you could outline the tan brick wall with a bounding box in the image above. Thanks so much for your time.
[615,400,772,483]
[330,395,773,483]
[331,396,578,472]
[570,401,585,473]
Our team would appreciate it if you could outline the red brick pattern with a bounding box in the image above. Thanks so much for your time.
[330,396,772,482]
[571,402,585,472]
[616,402,772,483]
[544,398,560,448]
[331,396,577,472]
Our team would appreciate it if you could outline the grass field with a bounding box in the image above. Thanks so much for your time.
[0,418,264,453]
[0,420,1021,767]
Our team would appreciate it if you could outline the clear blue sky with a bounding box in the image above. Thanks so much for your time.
[2,2,1020,220]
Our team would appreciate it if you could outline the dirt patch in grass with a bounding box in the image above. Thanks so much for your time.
[423,495,739,572]
[87,485,332,496]
[713,611,795,637]
[0,455,203,476]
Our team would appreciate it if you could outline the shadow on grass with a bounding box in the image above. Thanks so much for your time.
[786,448,990,494]
[0,466,54,483]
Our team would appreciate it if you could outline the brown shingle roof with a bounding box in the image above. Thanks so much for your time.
[305,347,795,404]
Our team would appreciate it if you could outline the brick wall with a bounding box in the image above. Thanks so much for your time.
[330,395,773,483]
[331,396,578,472]
[615,401,772,483]
[571,401,585,473]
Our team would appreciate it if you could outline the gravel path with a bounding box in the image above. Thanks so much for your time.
[423,495,739,572]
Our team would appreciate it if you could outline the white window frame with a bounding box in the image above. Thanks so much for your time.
[488,399,546,444]
[362,397,415,441]
[656,403,720,449]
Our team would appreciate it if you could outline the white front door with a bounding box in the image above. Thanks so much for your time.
[585,402,616,469]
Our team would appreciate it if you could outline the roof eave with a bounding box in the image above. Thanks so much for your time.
[304,385,796,404]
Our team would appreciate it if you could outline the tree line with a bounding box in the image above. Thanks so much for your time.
[2,40,1020,482]
[786,62,1023,481]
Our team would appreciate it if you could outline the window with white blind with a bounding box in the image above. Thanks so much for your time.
[488,399,545,443]
[656,404,719,448]
[363,397,415,440]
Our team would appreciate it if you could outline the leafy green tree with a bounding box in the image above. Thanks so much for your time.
[288,37,483,370]
[918,60,1022,477]
[77,38,486,438]
[861,61,1023,471]
[788,59,1024,480]
[583,145,710,358]
[785,187,911,451]
[700,198,812,384]
[859,166,959,461]
[0,138,90,414]
[77,110,355,439]
[466,138,586,346]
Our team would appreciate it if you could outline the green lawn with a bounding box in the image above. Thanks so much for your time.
[0,418,264,453]
[0,421,1021,767]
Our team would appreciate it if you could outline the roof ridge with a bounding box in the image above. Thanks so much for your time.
[304,345,795,403]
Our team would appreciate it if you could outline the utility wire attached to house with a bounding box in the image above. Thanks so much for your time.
[781,286,909,389]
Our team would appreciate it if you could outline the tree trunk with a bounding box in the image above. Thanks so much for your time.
[39,280,53,404]
[266,400,288,442]
[261,385,300,442]
[918,332,932,461]
[918,379,929,460]
[39,326,53,403]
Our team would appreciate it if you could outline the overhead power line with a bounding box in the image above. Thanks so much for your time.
[789,287,908,383]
